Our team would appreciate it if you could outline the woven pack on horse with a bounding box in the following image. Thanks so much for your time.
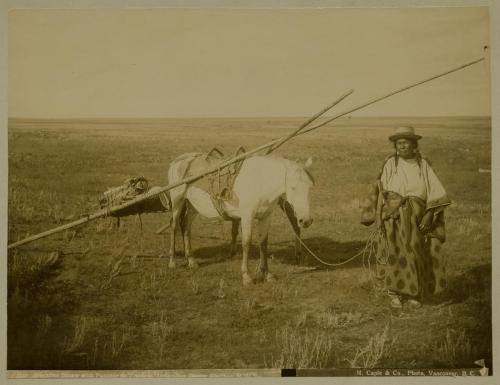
[172,147,246,219]
[99,176,171,217]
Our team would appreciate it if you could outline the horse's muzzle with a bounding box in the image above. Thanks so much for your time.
[298,218,313,228]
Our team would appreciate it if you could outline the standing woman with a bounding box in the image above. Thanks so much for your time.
[377,127,451,308]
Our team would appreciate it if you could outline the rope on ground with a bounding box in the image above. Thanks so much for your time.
[288,220,389,270]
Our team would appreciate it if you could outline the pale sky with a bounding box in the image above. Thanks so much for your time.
[8,7,490,118]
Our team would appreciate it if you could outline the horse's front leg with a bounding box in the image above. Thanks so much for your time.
[230,219,240,258]
[256,215,275,283]
[240,214,254,285]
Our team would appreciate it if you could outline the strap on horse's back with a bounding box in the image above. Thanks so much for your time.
[182,147,246,220]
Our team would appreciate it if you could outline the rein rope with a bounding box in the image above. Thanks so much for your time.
[287,218,389,272]
[283,164,387,270]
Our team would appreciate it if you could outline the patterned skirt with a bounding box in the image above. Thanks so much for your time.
[377,193,447,300]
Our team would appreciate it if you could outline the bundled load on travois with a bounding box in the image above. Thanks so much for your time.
[98,176,171,217]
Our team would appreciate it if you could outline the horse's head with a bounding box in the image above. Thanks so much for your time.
[285,157,314,228]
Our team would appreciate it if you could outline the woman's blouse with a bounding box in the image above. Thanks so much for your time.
[380,156,451,210]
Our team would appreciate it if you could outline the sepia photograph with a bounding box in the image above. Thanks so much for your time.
[4,1,497,381]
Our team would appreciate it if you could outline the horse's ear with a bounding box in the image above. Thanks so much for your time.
[304,157,313,169]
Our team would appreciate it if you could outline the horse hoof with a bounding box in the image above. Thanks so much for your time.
[168,261,176,269]
[266,273,277,282]
[242,274,254,286]
[188,258,199,269]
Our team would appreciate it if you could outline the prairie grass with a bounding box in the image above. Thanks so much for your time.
[217,278,226,299]
[100,256,125,290]
[150,311,174,361]
[140,271,162,306]
[295,311,309,327]
[35,314,53,341]
[150,311,174,340]
[110,326,132,359]
[271,280,298,302]
[7,117,491,369]
[94,219,111,234]
[8,187,37,222]
[315,308,363,329]
[270,325,334,368]
[91,337,100,368]
[455,218,482,237]
[8,184,82,225]
[239,298,256,318]
[190,274,200,295]
[435,329,478,367]
[63,316,90,354]
[451,202,491,215]
[346,324,394,368]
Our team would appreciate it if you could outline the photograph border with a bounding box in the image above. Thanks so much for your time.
[1,1,498,384]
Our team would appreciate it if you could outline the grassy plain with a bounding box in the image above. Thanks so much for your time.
[7,116,492,371]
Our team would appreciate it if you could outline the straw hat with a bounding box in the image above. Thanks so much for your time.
[389,126,422,142]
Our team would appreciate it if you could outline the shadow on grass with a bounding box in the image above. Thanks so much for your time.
[7,256,80,370]
[429,263,493,372]
[273,236,367,269]
[431,263,491,305]
[188,236,367,270]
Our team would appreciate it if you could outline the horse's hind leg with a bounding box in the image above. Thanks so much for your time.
[180,202,198,269]
[256,215,274,283]
[169,194,185,269]
[230,219,240,258]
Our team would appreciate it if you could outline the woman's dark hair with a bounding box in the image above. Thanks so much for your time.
[393,139,422,173]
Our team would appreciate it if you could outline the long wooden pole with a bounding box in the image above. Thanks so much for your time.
[8,57,485,249]
[297,57,485,136]
[7,90,352,250]
[264,89,353,154]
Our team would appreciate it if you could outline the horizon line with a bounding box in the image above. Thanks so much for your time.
[8,115,492,121]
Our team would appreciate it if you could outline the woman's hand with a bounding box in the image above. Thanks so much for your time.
[419,211,434,233]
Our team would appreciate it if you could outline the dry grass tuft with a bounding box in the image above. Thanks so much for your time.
[63,316,90,354]
[100,256,125,290]
[189,273,200,294]
[271,325,334,368]
[150,311,174,361]
[435,328,478,367]
[110,326,132,359]
[239,298,256,318]
[346,324,394,368]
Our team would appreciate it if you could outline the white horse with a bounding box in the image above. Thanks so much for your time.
[167,154,314,285]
